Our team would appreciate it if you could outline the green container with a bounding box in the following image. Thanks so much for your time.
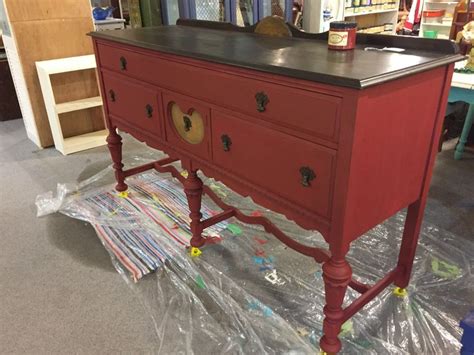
[423,30,438,39]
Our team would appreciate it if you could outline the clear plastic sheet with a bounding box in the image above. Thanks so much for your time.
[36,155,474,354]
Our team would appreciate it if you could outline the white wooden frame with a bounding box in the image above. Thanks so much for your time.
[1,0,42,147]
[36,55,107,155]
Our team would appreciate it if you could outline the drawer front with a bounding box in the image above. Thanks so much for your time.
[97,43,341,142]
[204,75,341,141]
[212,111,335,218]
[102,72,162,136]
[163,92,211,159]
[98,43,151,79]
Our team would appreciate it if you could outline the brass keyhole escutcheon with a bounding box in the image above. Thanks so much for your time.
[183,115,192,131]
[170,103,204,145]
[120,56,127,70]
[145,104,153,118]
[221,134,232,151]
[299,167,316,187]
[255,91,269,112]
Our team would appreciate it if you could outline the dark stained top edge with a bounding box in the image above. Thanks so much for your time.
[176,18,460,55]
[89,24,464,90]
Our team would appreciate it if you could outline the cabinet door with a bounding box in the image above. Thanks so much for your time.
[212,110,336,218]
[162,91,211,159]
[102,72,162,136]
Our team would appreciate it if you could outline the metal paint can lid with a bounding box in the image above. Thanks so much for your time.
[330,21,357,29]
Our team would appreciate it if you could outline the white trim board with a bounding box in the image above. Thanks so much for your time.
[2,34,41,147]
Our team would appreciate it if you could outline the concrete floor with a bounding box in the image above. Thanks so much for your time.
[0,119,473,354]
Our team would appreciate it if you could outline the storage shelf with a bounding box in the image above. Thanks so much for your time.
[55,96,102,114]
[63,129,108,155]
[345,8,398,17]
[35,55,97,75]
[36,54,106,155]
[421,22,453,27]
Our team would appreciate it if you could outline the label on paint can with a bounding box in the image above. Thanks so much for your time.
[328,31,349,47]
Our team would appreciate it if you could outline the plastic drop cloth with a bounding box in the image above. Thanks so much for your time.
[36,153,474,354]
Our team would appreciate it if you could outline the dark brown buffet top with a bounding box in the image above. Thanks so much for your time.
[90,25,463,89]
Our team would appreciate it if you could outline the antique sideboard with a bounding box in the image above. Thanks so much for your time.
[90,19,462,353]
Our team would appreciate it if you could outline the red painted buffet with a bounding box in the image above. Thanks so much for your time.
[90,18,462,353]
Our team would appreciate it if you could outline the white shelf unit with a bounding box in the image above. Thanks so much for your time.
[421,22,453,27]
[345,2,400,35]
[55,96,102,114]
[36,55,107,155]
[419,0,459,39]
[304,0,400,34]
[346,8,398,16]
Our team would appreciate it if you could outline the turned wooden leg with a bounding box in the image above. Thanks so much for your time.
[394,199,426,288]
[106,128,128,192]
[183,170,205,248]
[320,254,352,354]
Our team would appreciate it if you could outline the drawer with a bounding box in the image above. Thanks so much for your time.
[212,111,335,218]
[98,43,151,79]
[97,43,341,142]
[204,75,341,142]
[102,72,162,136]
[163,91,211,159]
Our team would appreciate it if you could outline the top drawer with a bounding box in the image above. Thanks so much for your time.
[97,43,152,78]
[214,78,341,141]
[97,43,341,142]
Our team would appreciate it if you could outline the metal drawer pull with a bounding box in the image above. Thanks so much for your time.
[299,167,316,187]
[145,104,153,118]
[183,115,192,132]
[255,91,269,112]
[221,134,232,151]
[109,89,116,102]
[120,56,127,70]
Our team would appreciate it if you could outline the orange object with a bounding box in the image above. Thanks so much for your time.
[422,9,446,17]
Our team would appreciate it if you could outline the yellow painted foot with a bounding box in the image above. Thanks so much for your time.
[393,287,408,298]
[190,247,202,257]
[117,191,129,198]
[180,170,189,178]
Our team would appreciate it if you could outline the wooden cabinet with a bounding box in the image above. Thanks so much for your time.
[103,71,162,136]
[91,21,461,353]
